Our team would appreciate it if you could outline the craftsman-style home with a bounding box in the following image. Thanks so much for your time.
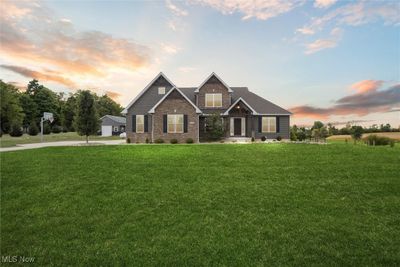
[122,72,292,143]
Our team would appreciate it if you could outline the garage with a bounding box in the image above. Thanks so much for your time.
[101,125,112,137]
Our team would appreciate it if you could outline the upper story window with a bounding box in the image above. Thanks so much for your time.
[205,93,222,107]
[262,117,276,133]
[136,115,144,133]
[158,87,166,95]
[167,114,183,133]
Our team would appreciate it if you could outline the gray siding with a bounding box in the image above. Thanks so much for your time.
[126,76,172,135]
[253,115,290,139]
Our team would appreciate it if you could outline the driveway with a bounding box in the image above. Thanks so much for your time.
[0,140,125,152]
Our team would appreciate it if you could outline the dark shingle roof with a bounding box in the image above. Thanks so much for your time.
[231,87,292,115]
[179,87,291,115]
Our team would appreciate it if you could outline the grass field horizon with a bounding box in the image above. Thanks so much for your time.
[1,144,399,265]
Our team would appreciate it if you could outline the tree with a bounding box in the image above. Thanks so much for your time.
[63,94,76,131]
[19,93,38,131]
[297,127,307,141]
[0,80,24,134]
[74,90,99,143]
[351,126,363,143]
[205,113,225,140]
[312,121,324,130]
[28,120,39,136]
[96,94,123,118]
[290,125,298,141]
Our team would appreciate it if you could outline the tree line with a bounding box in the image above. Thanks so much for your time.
[290,121,399,142]
[1,79,123,137]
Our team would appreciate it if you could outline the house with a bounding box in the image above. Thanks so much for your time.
[100,115,126,136]
[122,72,292,143]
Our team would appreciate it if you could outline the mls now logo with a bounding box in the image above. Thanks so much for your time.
[2,255,35,263]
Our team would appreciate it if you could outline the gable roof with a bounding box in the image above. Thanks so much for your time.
[100,115,126,124]
[194,72,233,93]
[121,72,175,114]
[223,97,258,115]
[148,87,202,114]
[231,87,292,115]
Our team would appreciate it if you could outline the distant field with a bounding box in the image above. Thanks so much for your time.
[327,132,400,142]
[1,144,399,266]
[0,132,121,147]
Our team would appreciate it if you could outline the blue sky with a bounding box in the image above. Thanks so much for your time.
[1,0,399,126]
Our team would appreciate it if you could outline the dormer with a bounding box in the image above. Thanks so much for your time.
[195,72,232,110]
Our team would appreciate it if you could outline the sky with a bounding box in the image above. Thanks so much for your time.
[1,0,399,127]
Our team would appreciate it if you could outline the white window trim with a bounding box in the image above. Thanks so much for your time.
[205,93,222,108]
[136,115,144,133]
[158,87,165,95]
[113,126,119,132]
[262,117,276,133]
[167,114,184,133]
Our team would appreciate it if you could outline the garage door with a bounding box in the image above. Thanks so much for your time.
[101,125,112,137]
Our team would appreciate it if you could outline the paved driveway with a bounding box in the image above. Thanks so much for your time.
[0,140,125,152]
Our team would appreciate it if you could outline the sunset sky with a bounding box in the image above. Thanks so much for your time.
[1,0,399,126]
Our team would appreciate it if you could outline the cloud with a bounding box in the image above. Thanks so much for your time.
[165,0,188,16]
[314,0,336,9]
[161,43,180,54]
[304,27,342,54]
[350,80,384,93]
[291,82,400,119]
[191,0,305,21]
[178,67,196,73]
[297,1,400,36]
[0,0,151,85]
[105,90,122,101]
[1,65,76,87]
[59,18,72,23]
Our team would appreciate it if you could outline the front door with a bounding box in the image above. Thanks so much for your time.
[234,118,242,136]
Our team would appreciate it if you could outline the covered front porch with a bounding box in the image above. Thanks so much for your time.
[199,98,256,141]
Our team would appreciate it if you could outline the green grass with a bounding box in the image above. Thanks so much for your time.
[1,144,399,266]
[0,132,120,147]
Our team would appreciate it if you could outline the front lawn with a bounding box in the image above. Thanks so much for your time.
[1,144,399,265]
[0,132,121,148]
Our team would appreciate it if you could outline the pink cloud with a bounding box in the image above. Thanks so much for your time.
[350,80,384,93]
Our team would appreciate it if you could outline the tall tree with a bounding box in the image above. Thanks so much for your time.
[19,93,38,131]
[96,94,123,117]
[0,80,24,134]
[63,94,76,131]
[74,90,99,143]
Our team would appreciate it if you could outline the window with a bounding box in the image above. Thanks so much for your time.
[158,87,165,95]
[262,117,276,133]
[136,115,144,133]
[167,114,183,133]
[205,93,222,107]
[113,126,118,132]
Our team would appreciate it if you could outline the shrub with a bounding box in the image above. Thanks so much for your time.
[126,138,131,143]
[170,138,178,144]
[251,137,255,142]
[145,138,150,144]
[364,135,392,146]
[28,122,39,136]
[9,123,23,137]
[277,136,282,141]
[261,136,266,142]
[43,123,51,135]
[154,138,164,144]
[52,125,62,133]
[186,138,194,144]
[62,127,68,133]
